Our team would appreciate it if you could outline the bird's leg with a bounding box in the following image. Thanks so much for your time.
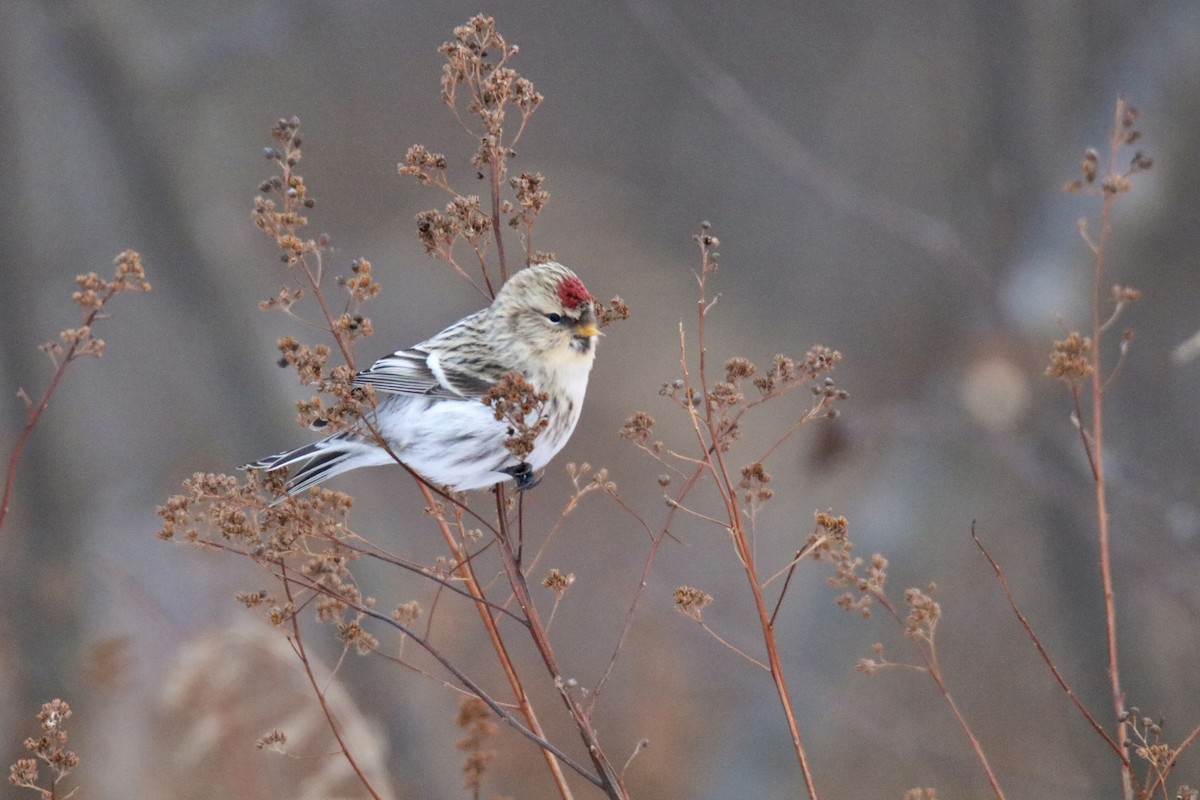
[502,462,541,492]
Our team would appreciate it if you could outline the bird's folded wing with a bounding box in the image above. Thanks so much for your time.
[353,347,493,399]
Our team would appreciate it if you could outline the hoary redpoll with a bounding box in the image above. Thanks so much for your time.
[245,262,600,498]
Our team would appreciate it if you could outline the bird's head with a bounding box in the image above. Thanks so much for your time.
[491,262,601,368]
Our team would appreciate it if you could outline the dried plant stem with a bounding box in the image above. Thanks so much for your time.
[923,660,1006,800]
[1,276,136,534]
[269,551,599,781]
[1,365,70,534]
[280,572,383,800]
[874,596,1007,800]
[272,148,357,369]
[695,619,769,670]
[416,483,577,800]
[1146,722,1200,798]
[588,475,690,707]
[674,240,821,798]
[489,161,509,283]
[1090,98,1133,800]
[971,526,1127,761]
[766,535,828,626]
[493,486,629,800]
[732,516,820,799]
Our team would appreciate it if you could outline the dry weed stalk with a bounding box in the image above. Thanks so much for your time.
[1043,97,1199,800]
[975,97,1196,800]
[146,14,1189,800]
[1054,96,1151,800]
[1,251,150,534]
[823,516,1006,799]
[618,223,845,799]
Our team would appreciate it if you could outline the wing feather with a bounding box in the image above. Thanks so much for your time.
[353,347,492,399]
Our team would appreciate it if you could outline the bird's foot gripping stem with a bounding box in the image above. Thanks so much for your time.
[502,462,541,492]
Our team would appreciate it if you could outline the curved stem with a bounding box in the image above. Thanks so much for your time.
[493,487,629,799]
[280,571,383,800]
[417,482,577,800]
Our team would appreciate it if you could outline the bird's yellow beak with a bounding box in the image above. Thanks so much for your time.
[574,322,602,338]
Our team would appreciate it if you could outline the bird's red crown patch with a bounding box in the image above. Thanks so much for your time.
[557,275,591,310]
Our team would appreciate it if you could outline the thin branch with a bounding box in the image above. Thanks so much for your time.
[279,571,383,800]
[1145,721,1200,798]
[418,481,579,800]
[281,563,601,786]
[971,525,1127,762]
[766,535,828,628]
[695,619,769,670]
[1089,97,1133,800]
[2,268,147,534]
[492,485,630,799]
[589,463,702,707]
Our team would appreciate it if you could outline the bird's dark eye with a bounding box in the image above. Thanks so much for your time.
[545,312,563,324]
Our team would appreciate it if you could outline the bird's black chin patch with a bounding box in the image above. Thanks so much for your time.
[571,336,594,354]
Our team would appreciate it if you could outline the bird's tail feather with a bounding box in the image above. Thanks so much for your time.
[242,435,390,503]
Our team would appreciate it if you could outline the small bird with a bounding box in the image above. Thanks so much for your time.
[244,262,600,499]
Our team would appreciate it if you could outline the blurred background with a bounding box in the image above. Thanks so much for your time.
[2,1,1199,797]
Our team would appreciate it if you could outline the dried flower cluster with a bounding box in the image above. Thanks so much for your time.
[252,119,380,438]
[438,15,542,162]
[1046,332,1094,383]
[392,600,422,626]
[253,117,319,265]
[618,411,656,447]
[400,14,561,278]
[40,250,150,366]
[255,729,288,753]
[1115,706,1200,798]
[482,370,551,461]
[902,585,940,641]
[542,567,576,597]
[738,461,773,505]
[1064,104,1152,195]
[7,699,78,797]
[594,295,630,328]
[414,195,492,257]
[673,586,713,621]
[157,470,381,655]
[815,511,887,621]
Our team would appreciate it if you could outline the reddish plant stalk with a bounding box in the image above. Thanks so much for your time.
[1090,98,1132,800]
[417,482,577,800]
[492,488,629,800]
[280,572,383,800]
[683,234,820,799]
[1,286,130,534]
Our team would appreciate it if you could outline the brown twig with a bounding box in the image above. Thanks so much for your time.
[589,465,697,707]
[872,592,1007,799]
[682,231,821,800]
[1091,98,1132,800]
[273,555,600,784]
[279,570,383,800]
[767,534,828,627]
[971,525,1127,762]
[1,360,73,535]
[493,485,630,800]
[418,482,578,800]
[2,254,149,535]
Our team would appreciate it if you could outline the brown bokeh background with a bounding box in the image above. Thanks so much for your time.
[2,1,1199,797]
